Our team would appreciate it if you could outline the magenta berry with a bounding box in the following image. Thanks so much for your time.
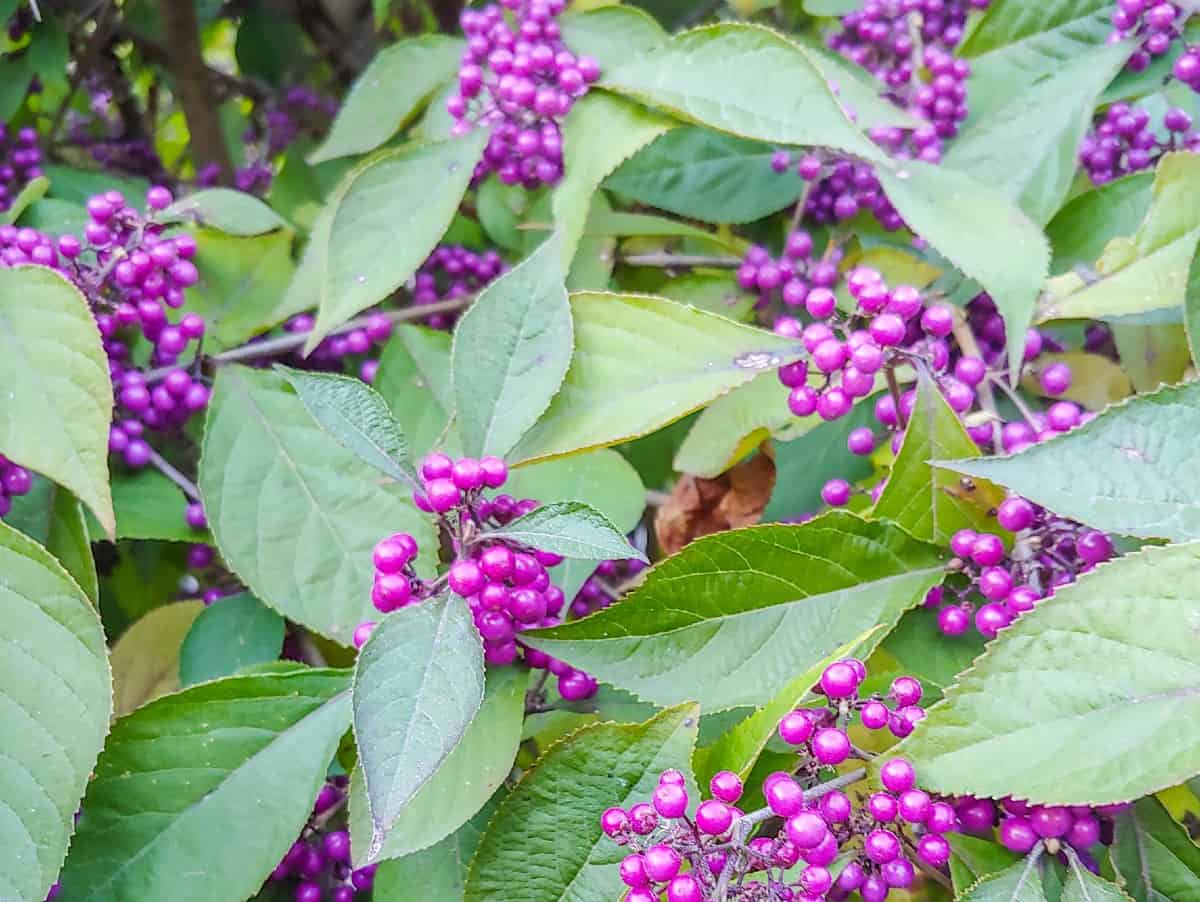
[696,799,734,834]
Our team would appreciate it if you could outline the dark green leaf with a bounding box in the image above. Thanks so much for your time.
[178,593,286,685]
[1063,852,1133,902]
[1110,799,1200,902]
[1047,174,1154,274]
[525,512,944,709]
[58,670,351,902]
[949,835,1023,893]
[373,324,458,458]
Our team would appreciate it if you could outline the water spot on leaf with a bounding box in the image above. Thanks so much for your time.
[733,351,782,370]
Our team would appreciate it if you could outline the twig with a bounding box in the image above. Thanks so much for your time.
[987,373,1041,432]
[620,252,743,269]
[147,447,201,503]
[951,313,1002,449]
[294,628,328,667]
[141,296,473,383]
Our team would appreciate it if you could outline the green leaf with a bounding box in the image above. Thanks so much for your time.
[602,24,881,160]
[1110,799,1200,902]
[525,512,944,709]
[58,670,351,902]
[43,484,98,605]
[308,36,464,163]
[659,271,755,321]
[451,237,573,459]
[874,369,1005,543]
[673,371,792,477]
[693,627,882,787]
[559,6,667,70]
[882,606,986,696]
[553,92,675,265]
[0,267,114,535]
[1047,174,1154,275]
[949,835,1023,893]
[1020,351,1132,410]
[1038,153,1200,323]
[0,175,49,226]
[875,161,1050,376]
[43,165,150,208]
[0,521,111,902]
[960,856,1049,902]
[184,229,300,351]
[199,366,436,644]
[762,391,882,521]
[178,592,286,685]
[896,540,1200,804]
[944,42,1131,226]
[300,133,488,352]
[485,500,645,562]
[1112,322,1191,394]
[162,188,292,235]
[349,667,525,863]
[607,127,807,225]
[109,601,205,716]
[373,794,502,901]
[464,704,700,902]
[511,292,803,464]
[280,366,416,487]
[1064,853,1133,902]
[91,467,200,543]
[938,380,1200,542]
[1155,780,1200,850]
[354,593,485,858]
[374,325,457,458]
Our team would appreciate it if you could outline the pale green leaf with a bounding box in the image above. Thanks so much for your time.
[960,856,1049,902]
[109,601,205,716]
[559,6,666,70]
[673,371,791,477]
[162,188,291,235]
[485,500,645,562]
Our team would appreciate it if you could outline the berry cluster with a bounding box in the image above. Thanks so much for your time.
[412,244,507,329]
[930,504,1114,638]
[282,311,395,384]
[0,187,212,470]
[448,0,600,187]
[266,778,377,902]
[0,123,42,213]
[602,662,945,902]
[64,78,170,183]
[0,455,32,518]
[954,795,1126,869]
[1108,0,1189,76]
[356,453,606,701]
[1079,103,1200,184]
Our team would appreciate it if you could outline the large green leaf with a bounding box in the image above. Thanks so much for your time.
[178,592,286,685]
[897,541,1200,804]
[186,229,300,351]
[607,127,806,225]
[1047,174,1154,274]
[308,36,464,163]
[57,670,351,902]
[1038,154,1200,323]
[1110,799,1200,902]
[354,593,485,858]
[452,238,573,459]
[373,325,458,458]
[945,42,1130,226]
[0,521,111,902]
[673,370,792,478]
[511,292,803,463]
[373,794,502,901]
[89,468,203,543]
[524,512,944,709]
[280,366,416,487]
[464,704,699,902]
[938,381,1200,542]
[553,92,675,266]
[874,370,1005,543]
[0,267,114,535]
[299,133,488,351]
[960,856,1049,902]
[199,366,435,644]
[485,501,645,562]
[349,667,525,863]
[875,161,1050,375]
[18,482,99,605]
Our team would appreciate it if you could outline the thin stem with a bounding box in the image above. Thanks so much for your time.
[951,313,1002,449]
[147,447,201,503]
[620,252,743,269]
[987,373,1041,432]
[294,629,328,667]
[142,296,473,383]
[885,362,907,428]
[644,488,672,507]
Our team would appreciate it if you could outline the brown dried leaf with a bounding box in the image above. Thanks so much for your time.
[655,449,775,555]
